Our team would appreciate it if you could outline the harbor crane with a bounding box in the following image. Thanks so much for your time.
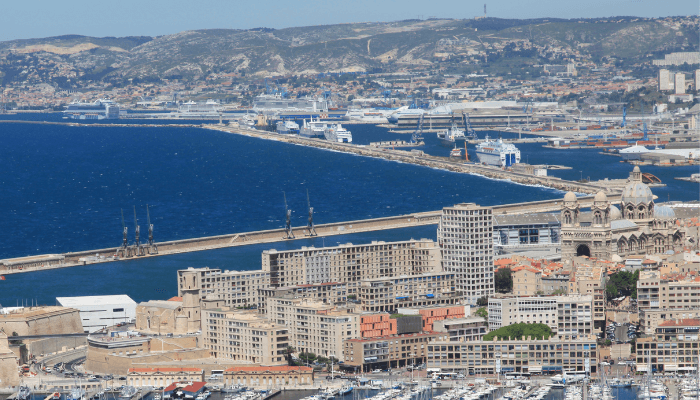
[146,204,158,254]
[412,114,425,143]
[283,192,294,239]
[306,189,317,237]
[133,206,144,256]
[461,112,478,140]
[117,209,129,258]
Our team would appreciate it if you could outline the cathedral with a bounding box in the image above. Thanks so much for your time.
[561,166,685,260]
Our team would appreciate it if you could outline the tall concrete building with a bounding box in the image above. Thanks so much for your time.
[675,73,686,95]
[695,70,700,92]
[659,69,674,91]
[437,203,494,305]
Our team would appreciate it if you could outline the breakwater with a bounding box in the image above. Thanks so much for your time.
[0,194,620,276]
[207,124,619,195]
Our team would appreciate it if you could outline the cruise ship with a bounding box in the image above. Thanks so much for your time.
[64,99,120,120]
[300,117,327,138]
[276,120,300,134]
[475,136,521,167]
[253,94,328,113]
[324,124,352,143]
[344,108,394,123]
[174,100,222,118]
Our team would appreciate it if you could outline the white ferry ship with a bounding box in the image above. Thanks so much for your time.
[276,120,300,134]
[475,135,521,167]
[300,117,327,138]
[324,124,352,143]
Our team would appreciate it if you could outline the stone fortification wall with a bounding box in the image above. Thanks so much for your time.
[85,336,207,375]
[0,307,83,337]
[28,337,87,358]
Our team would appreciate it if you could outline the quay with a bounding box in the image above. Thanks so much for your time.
[0,194,620,275]
[0,120,202,128]
[369,140,424,148]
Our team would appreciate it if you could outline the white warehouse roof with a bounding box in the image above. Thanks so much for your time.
[57,295,136,307]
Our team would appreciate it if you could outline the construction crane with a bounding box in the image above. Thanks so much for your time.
[306,189,317,236]
[146,204,158,254]
[461,112,477,140]
[283,192,294,239]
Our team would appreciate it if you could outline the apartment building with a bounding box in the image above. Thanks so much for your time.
[201,309,289,366]
[178,267,271,330]
[636,319,700,373]
[261,239,440,295]
[512,266,542,296]
[488,294,594,335]
[432,316,488,342]
[258,282,347,313]
[360,314,397,338]
[359,272,459,312]
[438,203,495,305]
[343,332,445,372]
[426,334,598,375]
[639,308,700,335]
[265,297,359,361]
[637,270,700,310]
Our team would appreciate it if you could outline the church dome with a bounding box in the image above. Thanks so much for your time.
[564,191,577,203]
[653,205,676,219]
[621,182,654,205]
[594,191,608,202]
[610,205,622,220]
[633,166,641,173]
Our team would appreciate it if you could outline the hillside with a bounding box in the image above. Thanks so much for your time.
[0,16,697,86]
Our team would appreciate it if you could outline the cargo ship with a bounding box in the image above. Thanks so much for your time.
[476,136,521,167]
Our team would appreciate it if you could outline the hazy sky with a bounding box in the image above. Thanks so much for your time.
[1,0,697,42]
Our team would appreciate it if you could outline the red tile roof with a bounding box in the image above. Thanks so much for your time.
[225,366,312,372]
[129,368,201,373]
[163,382,207,393]
[658,319,700,327]
[168,297,183,302]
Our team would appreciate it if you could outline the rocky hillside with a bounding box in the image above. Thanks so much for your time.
[0,16,697,85]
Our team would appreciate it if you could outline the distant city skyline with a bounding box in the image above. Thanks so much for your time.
[0,0,697,42]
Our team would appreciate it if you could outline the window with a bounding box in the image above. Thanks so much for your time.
[113,308,125,312]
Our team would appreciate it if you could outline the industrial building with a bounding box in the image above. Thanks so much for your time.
[56,295,137,333]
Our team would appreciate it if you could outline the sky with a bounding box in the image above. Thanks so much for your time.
[0,0,697,42]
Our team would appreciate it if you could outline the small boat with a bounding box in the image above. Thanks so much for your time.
[154,395,162,400]
[450,146,462,158]
[18,386,32,400]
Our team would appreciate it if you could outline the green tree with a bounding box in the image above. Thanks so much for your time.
[483,323,552,341]
[495,268,513,293]
[476,296,489,307]
[606,283,619,301]
[475,307,488,320]
[298,352,317,365]
[608,270,640,299]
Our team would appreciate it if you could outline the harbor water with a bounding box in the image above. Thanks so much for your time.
[0,114,697,307]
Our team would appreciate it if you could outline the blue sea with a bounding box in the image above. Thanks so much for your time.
[0,113,697,305]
